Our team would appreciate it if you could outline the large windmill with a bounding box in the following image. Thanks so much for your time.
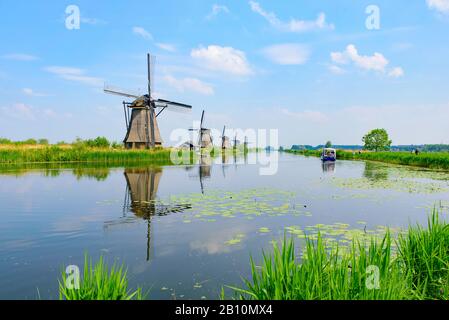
[190,110,213,149]
[221,126,231,150]
[104,53,192,149]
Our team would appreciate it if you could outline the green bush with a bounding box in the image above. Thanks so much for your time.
[0,138,12,145]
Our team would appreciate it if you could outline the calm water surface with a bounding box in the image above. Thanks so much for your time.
[1,152,448,299]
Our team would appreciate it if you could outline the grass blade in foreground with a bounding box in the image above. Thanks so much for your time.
[227,210,448,300]
[59,255,143,300]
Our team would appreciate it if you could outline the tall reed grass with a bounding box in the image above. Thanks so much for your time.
[227,210,448,300]
[0,145,189,165]
[59,255,143,300]
[286,149,449,170]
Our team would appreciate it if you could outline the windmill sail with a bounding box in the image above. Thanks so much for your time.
[104,85,140,99]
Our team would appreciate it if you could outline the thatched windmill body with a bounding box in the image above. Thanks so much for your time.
[190,110,213,149]
[104,54,192,149]
[221,126,231,150]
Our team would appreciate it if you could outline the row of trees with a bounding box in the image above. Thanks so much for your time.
[325,128,392,152]
[0,137,123,149]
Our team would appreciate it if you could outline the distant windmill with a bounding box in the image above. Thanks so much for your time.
[233,134,240,149]
[190,110,213,149]
[221,126,231,150]
[244,136,249,151]
[104,53,192,149]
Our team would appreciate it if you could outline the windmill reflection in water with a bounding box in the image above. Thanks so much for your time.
[104,167,192,261]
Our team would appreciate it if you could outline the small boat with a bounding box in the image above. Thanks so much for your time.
[321,148,337,162]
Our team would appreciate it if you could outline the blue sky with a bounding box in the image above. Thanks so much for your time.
[0,0,448,147]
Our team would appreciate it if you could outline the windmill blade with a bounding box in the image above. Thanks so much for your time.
[104,84,140,99]
[154,100,192,115]
[200,110,205,129]
[155,99,192,109]
[222,126,226,137]
[147,53,152,100]
[147,54,156,99]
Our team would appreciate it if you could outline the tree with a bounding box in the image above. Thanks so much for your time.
[362,129,392,152]
[325,141,332,148]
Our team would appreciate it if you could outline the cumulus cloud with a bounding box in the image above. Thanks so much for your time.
[1,53,38,61]
[45,66,103,87]
[328,65,346,75]
[132,26,153,40]
[262,44,310,65]
[206,4,230,19]
[191,45,253,76]
[426,0,449,14]
[388,67,405,78]
[0,103,59,120]
[249,1,334,32]
[22,88,50,97]
[281,108,329,123]
[330,44,403,77]
[156,43,176,52]
[81,17,107,25]
[164,75,214,95]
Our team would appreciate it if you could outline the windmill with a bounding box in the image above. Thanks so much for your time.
[244,136,249,151]
[233,134,240,150]
[104,53,192,149]
[190,110,213,149]
[221,126,231,150]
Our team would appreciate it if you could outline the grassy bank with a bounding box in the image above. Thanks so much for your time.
[286,149,449,170]
[0,145,190,165]
[227,210,449,300]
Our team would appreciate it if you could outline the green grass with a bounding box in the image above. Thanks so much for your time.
[398,213,449,299]
[226,210,449,300]
[0,145,193,165]
[59,255,143,300]
[286,149,449,170]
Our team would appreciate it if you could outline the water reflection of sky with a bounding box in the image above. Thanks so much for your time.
[0,153,448,299]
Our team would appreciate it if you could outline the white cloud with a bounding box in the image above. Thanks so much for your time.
[164,75,214,95]
[330,44,403,77]
[1,53,38,61]
[249,1,334,32]
[81,17,107,25]
[262,44,310,65]
[191,45,253,76]
[132,26,153,40]
[43,109,57,118]
[45,66,103,87]
[156,43,176,52]
[22,88,50,97]
[207,4,230,19]
[281,108,329,123]
[388,67,404,78]
[426,0,449,14]
[1,103,35,120]
[328,65,346,75]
